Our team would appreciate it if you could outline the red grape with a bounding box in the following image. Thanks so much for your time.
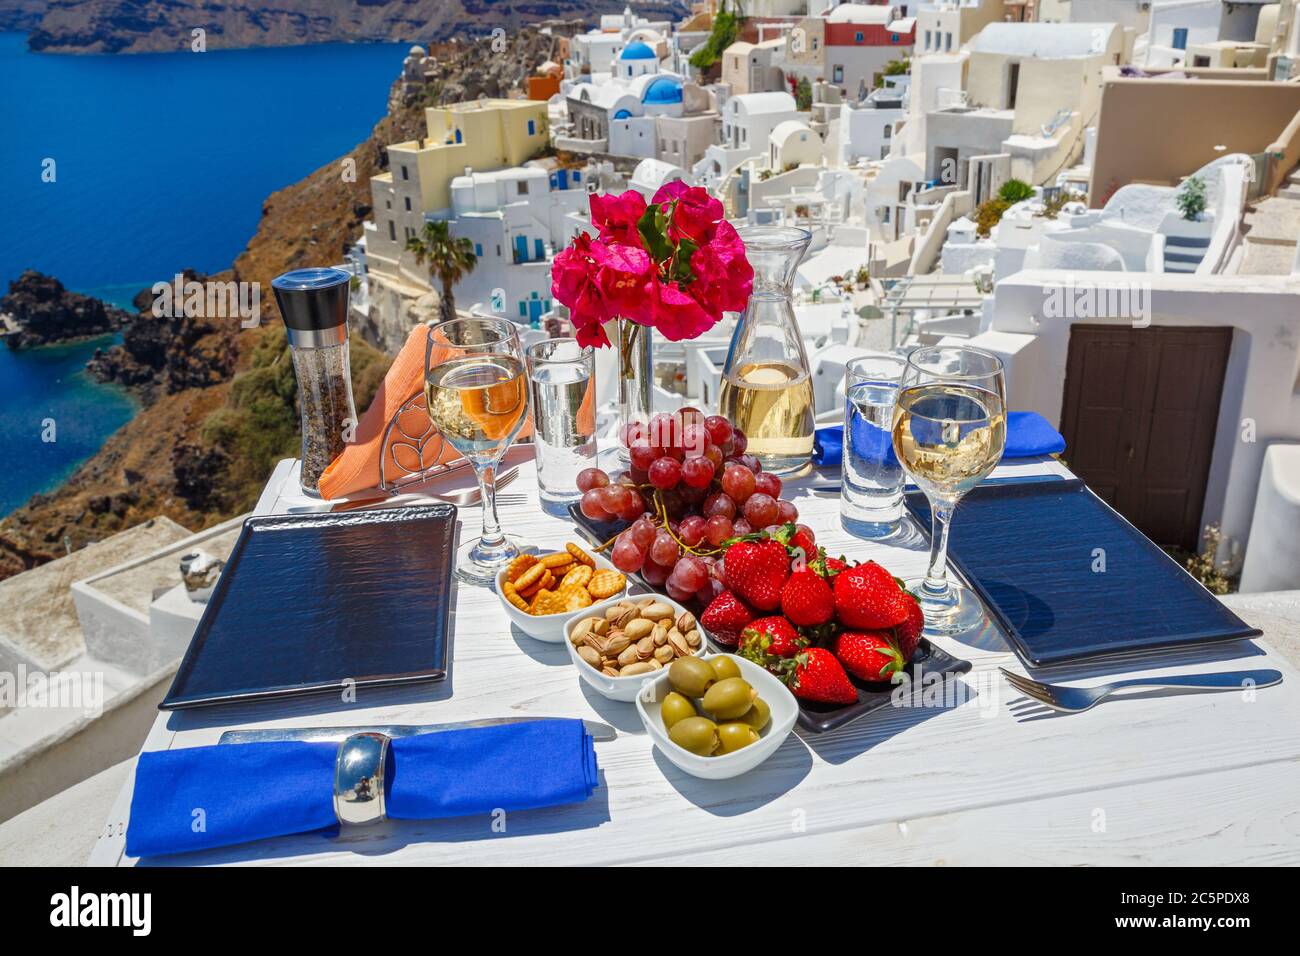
[776,499,799,523]
[680,456,715,489]
[576,468,609,493]
[754,472,782,499]
[731,429,748,455]
[665,576,695,602]
[702,443,724,470]
[629,466,650,485]
[732,518,753,536]
[703,491,737,519]
[679,515,707,547]
[677,406,706,429]
[580,488,611,521]
[649,412,678,452]
[675,555,708,591]
[703,415,733,447]
[739,453,761,474]
[679,483,707,505]
[704,515,733,546]
[621,421,648,449]
[611,534,645,572]
[721,464,756,503]
[681,423,709,457]
[629,443,657,471]
[650,529,680,565]
[696,578,724,605]
[743,492,779,527]
[648,456,682,490]
[642,559,672,586]
[616,491,647,521]
[600,484,633,514]
[629,517,657,548]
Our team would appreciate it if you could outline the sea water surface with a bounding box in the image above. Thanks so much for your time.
[0,32,409,515]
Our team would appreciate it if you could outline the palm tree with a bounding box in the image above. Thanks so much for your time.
[405,220,477,323]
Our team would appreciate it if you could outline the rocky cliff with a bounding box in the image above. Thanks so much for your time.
[0,30,556,581]
[1,271,129,350]
[26,0,685,54]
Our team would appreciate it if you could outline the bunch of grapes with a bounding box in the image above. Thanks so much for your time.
[576,407,800,606]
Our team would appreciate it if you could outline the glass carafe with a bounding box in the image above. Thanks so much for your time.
[718,226,815,475]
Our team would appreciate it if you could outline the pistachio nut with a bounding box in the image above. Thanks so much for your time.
[620,661,656,677]
[578,646,601,669]
[642,602,675,621]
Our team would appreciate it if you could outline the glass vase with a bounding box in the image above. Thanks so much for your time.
[718,226,815,475]
[614,316,653,458]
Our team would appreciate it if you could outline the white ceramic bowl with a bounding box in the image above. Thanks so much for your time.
[563,594,706,701]
[636,653,798,780]
[495,547,628,643]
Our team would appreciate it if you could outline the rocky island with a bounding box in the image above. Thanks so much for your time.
[0,271,129,350]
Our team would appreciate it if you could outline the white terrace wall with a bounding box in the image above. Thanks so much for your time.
[973,271,1300,560]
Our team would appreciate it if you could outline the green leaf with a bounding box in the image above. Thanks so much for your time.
[671,237,698,284]
[637,203,675,263]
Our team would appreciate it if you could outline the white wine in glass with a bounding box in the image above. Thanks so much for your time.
[424,318,529,586]
[718,359,815,472]
[892,347,1006,636]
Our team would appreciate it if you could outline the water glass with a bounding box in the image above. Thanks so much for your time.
[841,354,908,538]
[526,337,597,517]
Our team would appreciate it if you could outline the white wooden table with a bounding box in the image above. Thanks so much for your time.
[88,450,1300,866]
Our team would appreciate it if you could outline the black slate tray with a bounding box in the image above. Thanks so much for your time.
[161,504,457,709]
[905,479,1262,667]
[569,503,974,733]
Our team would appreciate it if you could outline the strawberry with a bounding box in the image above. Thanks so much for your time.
[832,630,907,682]
[700,590,756,646]
[812,554,848,579]
[779,568,834,627]
[786,647,858,704]
[893,592,924,660]
[740,615,804,662]
[788,524,816,557]
[832,561,910,629]
[722,537,791,611]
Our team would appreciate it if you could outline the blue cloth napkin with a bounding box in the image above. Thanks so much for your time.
[813,410,1065,468]
[126,718,598,858]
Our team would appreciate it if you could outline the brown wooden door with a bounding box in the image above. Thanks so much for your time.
[1060,325,1232,550]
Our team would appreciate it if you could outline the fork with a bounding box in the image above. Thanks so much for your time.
[1000,667,1283,714]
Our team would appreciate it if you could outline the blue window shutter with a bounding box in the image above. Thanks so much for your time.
[528,120,536,135]
[474,243,482,257]
[519,301,527,317]
[535,238,544,259]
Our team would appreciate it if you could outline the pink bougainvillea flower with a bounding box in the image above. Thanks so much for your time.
[705,219,754,312]
[589,190,647,247]
[647,276,718,342]
[550,232,612,348]
[654,180,725,246]
[591,240,653,324]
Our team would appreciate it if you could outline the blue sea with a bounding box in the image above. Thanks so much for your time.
[0,32,409,515]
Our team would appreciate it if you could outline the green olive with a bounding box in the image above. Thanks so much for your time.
[660,692,697,731]
[668,716,720,756]
[702,677,757,720]
[737,696,771,731]
[708,656,742,682]
[717,722,761,753]
[668,657,717,698]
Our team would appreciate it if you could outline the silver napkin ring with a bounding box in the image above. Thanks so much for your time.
[333,732,390,826]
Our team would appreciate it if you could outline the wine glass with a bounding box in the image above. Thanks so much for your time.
[424,316,530,586]
[891,345,1006,636]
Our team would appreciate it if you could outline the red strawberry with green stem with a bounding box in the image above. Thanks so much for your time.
[832,561,910,629]
[786,647,858,704]
[893,592,924,660]
[779,568,834,627]
[722,536,791,611]
[739,615,804,663]
[700,591,756,646]
[832,631,907,683]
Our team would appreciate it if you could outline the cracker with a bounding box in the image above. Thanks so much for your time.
[517,569,554,599]
[540,552,574,570]
[514,561,546,591]
[502,581,530,612]
[560,564,594,590]
[566,542,596,568]
[529,588,555,615]
[588,569,627,599]
[506,553,539,582]
[557,586,593,611]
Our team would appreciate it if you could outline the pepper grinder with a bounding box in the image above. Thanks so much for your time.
[271,267,358,497]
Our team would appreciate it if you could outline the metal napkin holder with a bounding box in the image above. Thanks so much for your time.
[377,388,454,494]
[334,732,390,825]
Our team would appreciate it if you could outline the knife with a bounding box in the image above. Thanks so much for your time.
[218,717,617,744]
